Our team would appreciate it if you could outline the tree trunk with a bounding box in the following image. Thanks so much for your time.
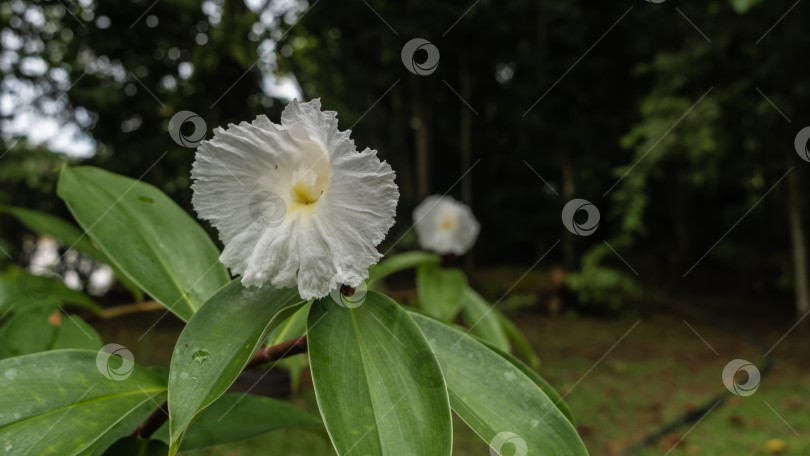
[459,60,473,206]
[459,57,474,268]
[787,168,810,317]
[561,155,576,268]
[413,100,430,200]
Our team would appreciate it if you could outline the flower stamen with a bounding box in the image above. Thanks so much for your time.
[291,166,327,205]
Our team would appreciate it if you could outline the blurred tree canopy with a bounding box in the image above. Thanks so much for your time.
[1,0,809,315]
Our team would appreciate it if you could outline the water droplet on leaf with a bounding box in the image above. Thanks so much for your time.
[192,349,210,365]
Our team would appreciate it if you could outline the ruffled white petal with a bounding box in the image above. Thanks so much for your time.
[413,195,479,255]
[191,99,398,299]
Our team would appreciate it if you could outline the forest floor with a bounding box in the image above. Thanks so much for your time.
[105,304,810,455]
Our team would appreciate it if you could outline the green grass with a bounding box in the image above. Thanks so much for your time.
[528,315,810,456]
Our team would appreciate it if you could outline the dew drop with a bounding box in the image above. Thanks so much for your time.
[192,349,210,365]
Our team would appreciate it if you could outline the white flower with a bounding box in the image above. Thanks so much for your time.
[191,99,399,300]
[413,195,479,255]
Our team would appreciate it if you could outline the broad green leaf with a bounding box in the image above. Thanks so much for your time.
[485,344,575,426]
[52,315,104,351]
[0,350,167,456]
[368,251,440,284]
[57,166,230,321]
[0,305,102,358]
[416,264,467,322]
[411,313,588,456]
[308,292,452,456]
[498,311,542,370]
[266,300,312,346]
[0,205,144,301]
[0,204,105,261]
[266,301,313,394]
[102,437,169,456]
[0,306,59,358]
[459,287,510,352]
[168,280,303,454]
[0,266,101,314]
[154,393,320,450]
[79,401,158,456]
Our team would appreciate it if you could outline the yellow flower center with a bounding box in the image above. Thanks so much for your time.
[439,215,457,231]
[291,167,327,205]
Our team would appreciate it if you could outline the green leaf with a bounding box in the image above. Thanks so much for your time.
[0,266,101,314]
[52,315,103,351]
[266,300,312,346]
[410,313,588,456]
[459,287,510,352]
[0,306,59,358]
[57,166,230,321]
[0,350,167,456]
[168,280,303,454]
[78,402,158,456]
[0,305,103,359]
[0,204,106,262]
[266,301,313,394]
[416,264,467,322]
[368,251,440,284]
[485,344,575,426]
[0,205,144,302]
[102,437,168,456]
[154,393,320,450]
[308,292,452,456]
[497,311,542,370]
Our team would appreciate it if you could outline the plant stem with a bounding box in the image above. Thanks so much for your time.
[98,301,164,319]
[132,335,308,439]
[131,401,168,439]
[245,335,308,369]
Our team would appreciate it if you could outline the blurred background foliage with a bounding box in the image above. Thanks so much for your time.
[1,0,808,318]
